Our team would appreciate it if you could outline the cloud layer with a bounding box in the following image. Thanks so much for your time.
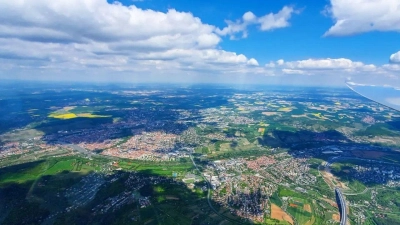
[266,57,398,82]
[0,0,262,79]
[325,0,400,36]
[0,1,219,48]
[0,0,398,86]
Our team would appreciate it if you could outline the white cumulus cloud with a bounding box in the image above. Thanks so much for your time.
[216,6,297,39]
[285,58,375,71]
[0,0,270,81]
[324,0,400,36]
[266,58,382,77]
[390,51,400,64]
[383,64,400,71]
[262,54,400,85]
[0,0,220,49]
[258,6,296,31]
[276,59,285,65]
[247,58,259,66]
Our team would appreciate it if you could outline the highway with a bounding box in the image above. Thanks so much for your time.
[325,157,348,225]
[335,187,347,225]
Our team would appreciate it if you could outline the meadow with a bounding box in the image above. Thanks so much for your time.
[0,154,245,225]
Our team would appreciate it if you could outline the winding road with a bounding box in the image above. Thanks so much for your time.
[335,187,347,225]
[324,156,397,225]
[325,157,349,225]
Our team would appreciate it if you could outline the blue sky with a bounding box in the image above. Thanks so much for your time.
[128,0,399,65]
[0,0,399,86]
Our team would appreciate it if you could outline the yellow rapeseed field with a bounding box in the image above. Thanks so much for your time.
[49,113,77,119]
[278,107,292,112]
[48,112,111,120]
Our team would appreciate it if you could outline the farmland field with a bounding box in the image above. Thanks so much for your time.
[271,203,294,225]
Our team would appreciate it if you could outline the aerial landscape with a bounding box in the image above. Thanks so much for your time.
[1,82,400,225]
[1,0,400,225]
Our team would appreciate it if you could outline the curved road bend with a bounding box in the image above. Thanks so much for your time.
[335,187,347,225]
[325,157,348,225]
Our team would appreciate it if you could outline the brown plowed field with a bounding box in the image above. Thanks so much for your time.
[271,204,294,225]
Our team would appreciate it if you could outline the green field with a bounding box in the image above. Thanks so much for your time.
[265,218,291,224]
[0,156,243,225]
[286,199,313,225]
[278,187,304,199]
[0,161,48,184]
[0,157,100,185]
